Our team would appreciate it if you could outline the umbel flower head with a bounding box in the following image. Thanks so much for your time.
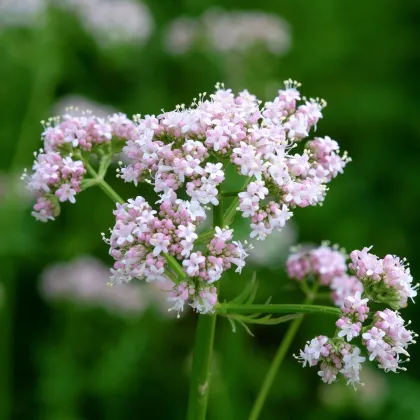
[24,80,349,315]
[106,81,349,314]
[289,244,418,388]
[22,111,137,221]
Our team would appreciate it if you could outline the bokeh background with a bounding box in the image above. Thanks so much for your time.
[1,0,420,419]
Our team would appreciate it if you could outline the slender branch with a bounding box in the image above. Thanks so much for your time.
[224,177,252,226]
[85,163,124,204]
[248,313,305,420]
[248,284,320,420]
[164,254,185,282]
[221,191,241,198]
[213,199,224,228]
[196,230,215,244]
[217,303,340,317]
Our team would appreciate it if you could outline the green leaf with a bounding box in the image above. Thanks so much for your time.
[230,272,258,304]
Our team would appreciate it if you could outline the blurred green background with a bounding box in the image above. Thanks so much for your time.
[1,0,420,419]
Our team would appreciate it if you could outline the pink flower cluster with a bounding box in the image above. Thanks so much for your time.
[120,81,349,241]
[363,309,417,372]
[42,112,137,152]
[350,247,418,308]
[296,336,366,388]
[286,245,357,290]
[105,197,249,315]
[168,282,217,316]
[298,295,417,387]
[23,112,137,221]
[293,246,417,388]
[336,291,369,341]
[23,152,86,221]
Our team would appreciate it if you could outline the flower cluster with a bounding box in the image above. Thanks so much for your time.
[291,246,417,388]
[165,9,290,56]
[105,196,249,315]
[121,82,349,241]
[349,247,418,309]
[25,81,347,315]
[106,82,348,313]
[363,309,416,372]
[286,244,352,292]
[23,111,137,221]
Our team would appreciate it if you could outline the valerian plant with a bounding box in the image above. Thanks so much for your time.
[22,81,416,419]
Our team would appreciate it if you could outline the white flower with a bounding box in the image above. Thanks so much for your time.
[150,233,170,256]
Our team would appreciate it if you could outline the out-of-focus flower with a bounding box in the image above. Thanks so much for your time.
[164,17,199,55]
[64,0,154,47]
[0,0,46,28]
[248,222,297,267]
[39,256,172,316]
[165,8,290,56]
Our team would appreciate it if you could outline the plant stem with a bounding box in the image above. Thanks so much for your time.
[187,314,217,420]
[213,200,224,228]
[187,197,225,419]
[217,303,339,317]
[164,254,185,282]
[221,191,241,198]
[224,177,252,226]
[248,285,320,420]
[248,313,305,420]
[85,163,124,204]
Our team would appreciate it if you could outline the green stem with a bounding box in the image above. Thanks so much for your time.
[248,314,305,420]
[248,284,320,420]
[187,195,225,419]
[187,314,217,420]
[85,163,124,204]
[164,254,185,282]
[213,199,224,228]
[217,303,339,317]
[221,191,241,198]
[224,177,252,226]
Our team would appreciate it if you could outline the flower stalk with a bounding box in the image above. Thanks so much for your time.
[216,303,339,317]
[85,163,124,205]
[248,283,319,420]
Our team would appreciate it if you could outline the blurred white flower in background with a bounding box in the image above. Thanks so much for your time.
[248,222,297,268]
[0,0,46,28]
[39,256,176,317]
[165,8,291,56]
[65,0,154,47]
[165,17,199,55]
[0,0,154,48]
